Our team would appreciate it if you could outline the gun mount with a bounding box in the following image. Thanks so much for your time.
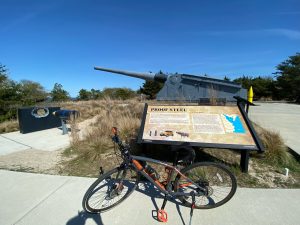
[53,110,80,135]
[94,66,247,103]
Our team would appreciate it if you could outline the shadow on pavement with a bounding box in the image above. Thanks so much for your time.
[66,182,188,225]
[66,211,103,225]
[136,182,188,225]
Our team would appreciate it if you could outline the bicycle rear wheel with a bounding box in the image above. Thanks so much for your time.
[82,166,139,213]
[174,162,237,209]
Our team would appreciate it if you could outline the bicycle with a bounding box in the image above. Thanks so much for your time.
[82,127,237,224]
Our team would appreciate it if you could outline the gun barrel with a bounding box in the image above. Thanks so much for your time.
[94,66,167,82]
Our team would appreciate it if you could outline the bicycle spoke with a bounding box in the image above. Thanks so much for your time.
[175,162,236,209]
[83,167,138,212]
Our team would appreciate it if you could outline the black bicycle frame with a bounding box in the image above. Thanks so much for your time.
[128,155,206,198]
[112,131,205,198]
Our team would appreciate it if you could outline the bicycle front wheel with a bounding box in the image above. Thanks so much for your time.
[82,166,139,213]
[174,162,237,209]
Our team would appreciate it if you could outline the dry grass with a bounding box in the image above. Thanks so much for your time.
[58,99,300,188]
[56,100,104,122]
[59,98,144,176]
[0,120,19,134]
[253,124,292,167]
[58,97,144,123]
[260,129,290,165]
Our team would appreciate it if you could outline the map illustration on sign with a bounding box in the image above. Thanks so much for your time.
[139,104,257,150]
[222,114,246,134]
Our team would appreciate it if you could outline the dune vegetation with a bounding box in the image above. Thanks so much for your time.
[55,98,300,188]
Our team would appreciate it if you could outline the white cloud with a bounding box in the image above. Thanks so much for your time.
[275,11,300,15]
[2,12,38,32]
[1,3,61,33]
[199,29,300,40]
[266,29,300,40]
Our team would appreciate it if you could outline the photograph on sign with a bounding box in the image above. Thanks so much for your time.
[139,104,257,149]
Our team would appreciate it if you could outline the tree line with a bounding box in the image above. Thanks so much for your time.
[232,52,300,101]
[0,53,299,122]
[0,65,138,122]
[77,87,136,100]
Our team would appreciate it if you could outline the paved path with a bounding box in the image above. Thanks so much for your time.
[0,170,299,225]
[249,102,300,155]
[0,128,70,156]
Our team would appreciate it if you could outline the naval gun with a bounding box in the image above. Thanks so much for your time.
[94,66,247,103]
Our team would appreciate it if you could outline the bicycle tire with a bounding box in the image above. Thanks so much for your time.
[82,166,139,213]
[174,162,237,209]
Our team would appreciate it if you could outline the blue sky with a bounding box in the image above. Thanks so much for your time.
[1,0,299,97]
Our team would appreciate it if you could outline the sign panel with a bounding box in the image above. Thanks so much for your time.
[138,104,258,150]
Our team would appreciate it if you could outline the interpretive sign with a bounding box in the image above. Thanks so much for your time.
[138,104,259,150]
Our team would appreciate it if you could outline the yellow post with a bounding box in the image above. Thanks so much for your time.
[248,86,253,103]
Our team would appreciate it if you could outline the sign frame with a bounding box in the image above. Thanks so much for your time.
[137,103,264,152]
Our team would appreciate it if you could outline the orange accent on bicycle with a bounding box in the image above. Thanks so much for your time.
[82,127,237,224]
[157,209,168,223]
[132,159,143,170]
[178,182,193,188]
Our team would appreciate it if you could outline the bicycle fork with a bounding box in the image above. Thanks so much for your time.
[110,168,128,197]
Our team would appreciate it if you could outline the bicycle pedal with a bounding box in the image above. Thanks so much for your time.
[157,209,168,223]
